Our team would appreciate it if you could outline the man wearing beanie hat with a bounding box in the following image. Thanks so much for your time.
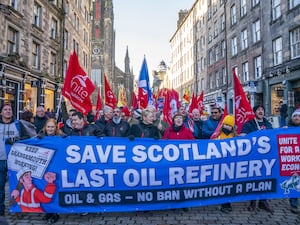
[286,108,300,213]
[240,104,273,213]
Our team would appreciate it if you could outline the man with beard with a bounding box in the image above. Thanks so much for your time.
[240,105,273,214]
[104,107,130,137]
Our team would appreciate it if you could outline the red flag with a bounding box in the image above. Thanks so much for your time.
[162,91,172,125]
[104,74,117,109]
[62,50,95,115]
[210,105,228,139]
[131,91,138,109]
[233,68,255,133]
[94,87,102,121]
[197,91,205,114]
[189,92,198,113]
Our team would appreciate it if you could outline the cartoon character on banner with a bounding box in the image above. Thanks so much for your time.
[10,169,57,212]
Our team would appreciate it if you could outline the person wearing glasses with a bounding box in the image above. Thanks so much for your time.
[202,106,223,139]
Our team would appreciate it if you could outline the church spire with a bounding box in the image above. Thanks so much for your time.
[125,46,130,74]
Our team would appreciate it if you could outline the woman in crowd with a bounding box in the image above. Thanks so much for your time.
[162,113,194,140]
[214,115,236,213]
[38,118,63,223]
[130,109,160,139]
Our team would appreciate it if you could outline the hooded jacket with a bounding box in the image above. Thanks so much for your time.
[0,118,20,160]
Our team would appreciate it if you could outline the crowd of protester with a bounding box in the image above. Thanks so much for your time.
[0,102,299,223]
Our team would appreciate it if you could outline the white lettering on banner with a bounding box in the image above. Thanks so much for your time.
[123,168,162,187]
[168,159,276,184]
[66,145,126,163]
[61,169,117,188]
[132,137,271,163]
[278,137,298,145]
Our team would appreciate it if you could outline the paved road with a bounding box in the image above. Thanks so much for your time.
[2,184,299,225]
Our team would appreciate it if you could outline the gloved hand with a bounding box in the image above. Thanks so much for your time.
[5,137,16,145]
[128,135,135,141]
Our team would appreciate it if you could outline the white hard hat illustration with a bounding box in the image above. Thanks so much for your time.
[16,168,32,181]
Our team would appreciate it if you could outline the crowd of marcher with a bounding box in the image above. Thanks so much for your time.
[0,102,299,223]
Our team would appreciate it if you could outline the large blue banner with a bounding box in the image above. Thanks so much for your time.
[6,128,300,213]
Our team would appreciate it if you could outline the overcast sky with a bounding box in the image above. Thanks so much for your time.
[114,0,194,80]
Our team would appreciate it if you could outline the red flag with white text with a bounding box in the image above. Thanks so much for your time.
[233,68,255,133]
[197,91,205,114]
[104,74,117,109]
[62,50,95,115]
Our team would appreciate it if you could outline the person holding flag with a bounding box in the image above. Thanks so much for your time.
[240,104,274,214]
[202,106,223,139]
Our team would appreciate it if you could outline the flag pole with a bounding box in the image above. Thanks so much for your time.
[55,94,63,120]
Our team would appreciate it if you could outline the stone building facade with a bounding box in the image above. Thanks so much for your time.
[169,0,300,117]
[0,0,91,117]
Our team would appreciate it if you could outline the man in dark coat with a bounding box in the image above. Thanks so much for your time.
[240,104,273,214]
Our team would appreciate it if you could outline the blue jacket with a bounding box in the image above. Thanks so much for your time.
[202,116,221,139]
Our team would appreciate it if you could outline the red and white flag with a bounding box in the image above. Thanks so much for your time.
[62,50,95,115]
[104,74,117,109]
[197,91,205,115]
[233,68,255,133]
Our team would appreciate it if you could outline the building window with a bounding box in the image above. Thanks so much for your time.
[241,29,248,50]
[230,5,237,25]
[240,0,247,17]
[51,18,57,39]
[209,49,213,65]
[209,74,213,89]
[215,45,220,62]
[221,40,226,58]
[242,61,249,82]
[216,71,220,88]
[289,0,300,9]
[273,37,282,65]
[7,27,19,54]
[231,36,237,56]
[220,14,225,31]
[32,41,40,69]
[222,67,226,84]
[252,0,260,7]
[252,20,261,43]
[50,52,56,76]
[64,29,68,49]
[290,27,300,59]
[63,60,68,78]
[254,55,262,78]
[214,21,218,37]
[10,0,20,11]
[272,0,281,21]
[33,2,41,27]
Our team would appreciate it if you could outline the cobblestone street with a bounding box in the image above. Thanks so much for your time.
[2,184,299,225]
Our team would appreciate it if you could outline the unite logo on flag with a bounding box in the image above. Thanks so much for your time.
[69,75,90,103]
[62,51,95,114]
